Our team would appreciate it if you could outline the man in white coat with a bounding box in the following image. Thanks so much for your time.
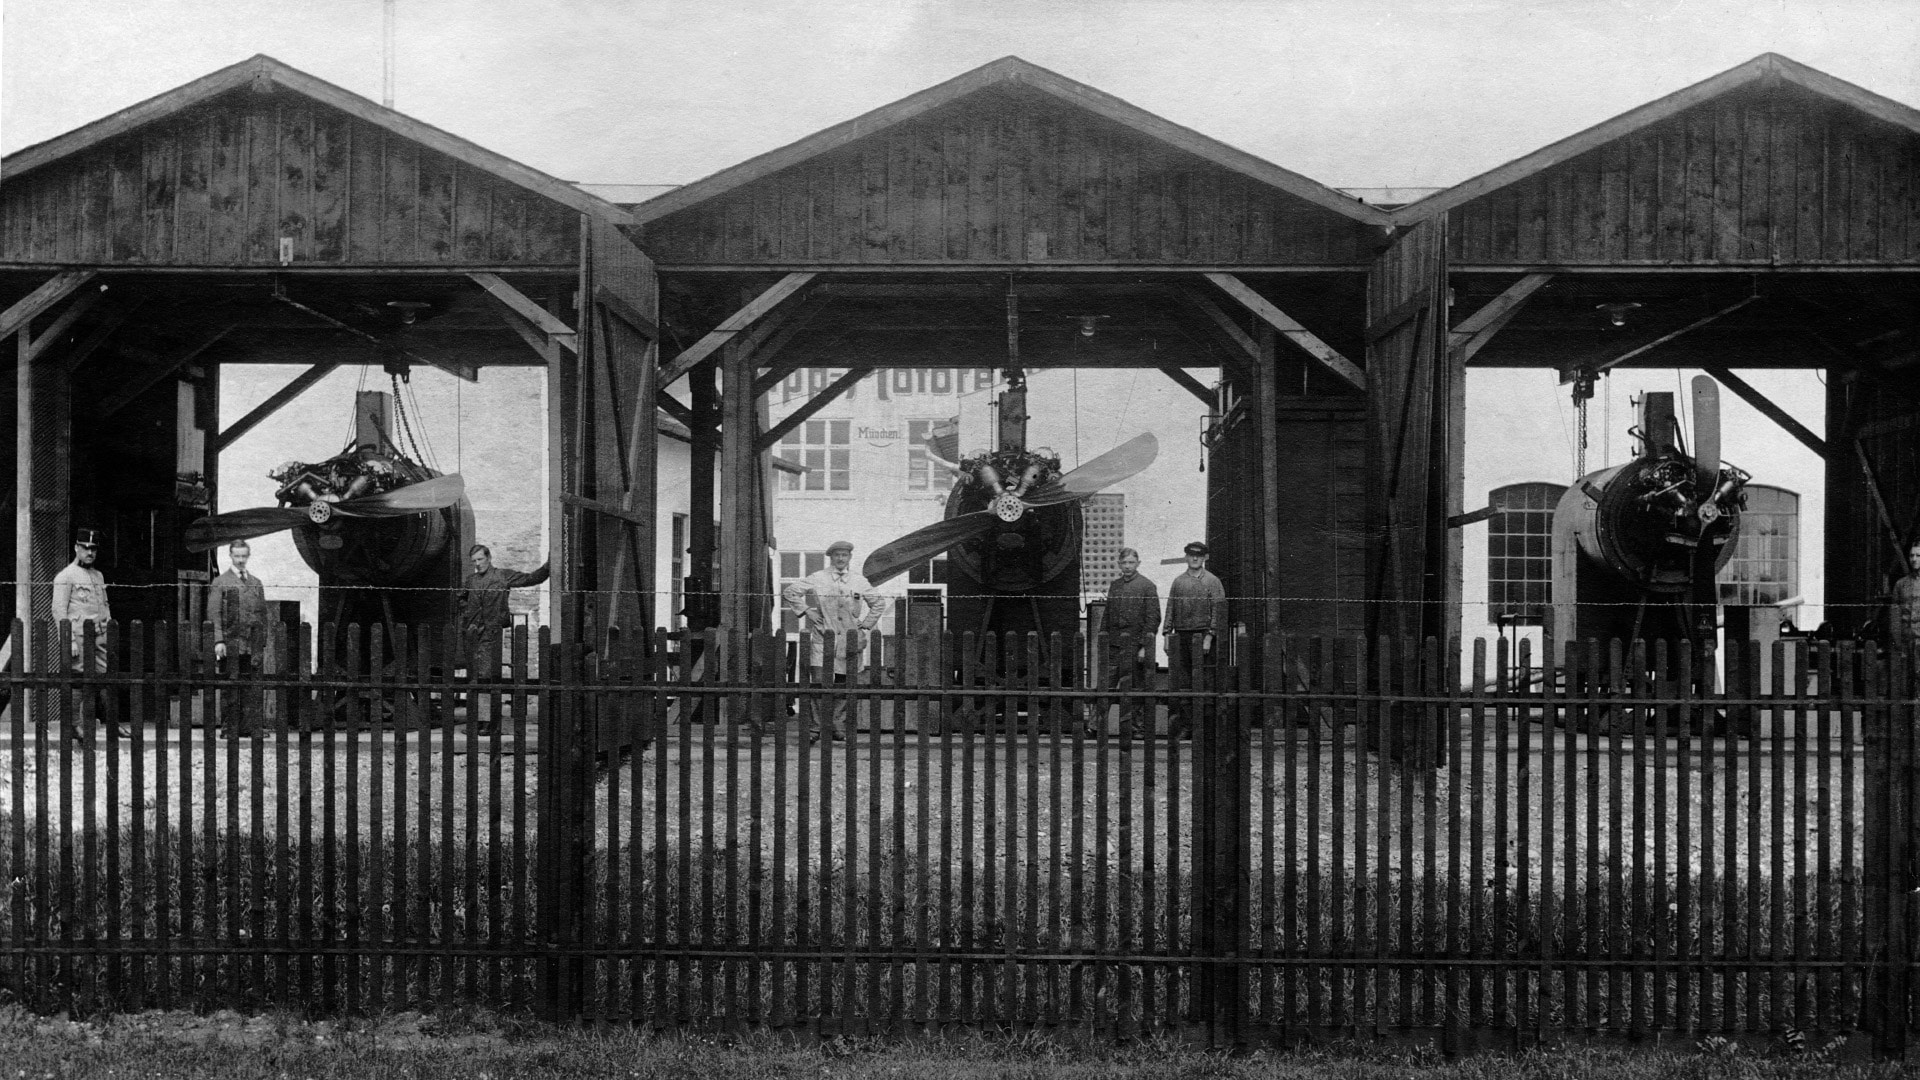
[780,539,884,741]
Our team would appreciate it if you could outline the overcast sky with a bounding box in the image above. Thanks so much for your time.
[7,0,1919,190]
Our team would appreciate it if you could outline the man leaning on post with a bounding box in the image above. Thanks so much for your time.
[1162,540,1225,739]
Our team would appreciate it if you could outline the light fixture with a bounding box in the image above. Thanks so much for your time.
[1595,301,1643,328]
[1070,314,1111,338]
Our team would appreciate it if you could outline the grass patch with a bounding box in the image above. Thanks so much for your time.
[0,1003,1906,1079]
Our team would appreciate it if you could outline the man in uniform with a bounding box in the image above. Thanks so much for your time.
[1891,539,1920,664]
[51,526,122,739]
[1162,540,1226,738]
[781,539,884,741]
[459,544,549,732]
[212,539,272,735]
[1100,547,1160,737]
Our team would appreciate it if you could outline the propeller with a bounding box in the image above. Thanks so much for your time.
[1690,374,1720,496]
[863,433,1157,586]
[184,473,465,552]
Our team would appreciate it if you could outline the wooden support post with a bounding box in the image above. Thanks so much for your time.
[546,319,571,640]
[1255,326,1283,637]
[719,337,758,633]
[686,366,719,633]
[14,329,31,647]
[1205,272,1366,391]
[215,361,341,451]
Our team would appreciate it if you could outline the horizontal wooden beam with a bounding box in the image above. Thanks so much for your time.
[1449,273,1553,363]
[1159,366,1216,409]
[560,492,650,528]
[1701,365,1827,459]
[214,361,342,451]
[658,272,817,386]
[470,271,578,352]
[758,367,871,451]
[1204,272,1366,391]
[0,271,96,342]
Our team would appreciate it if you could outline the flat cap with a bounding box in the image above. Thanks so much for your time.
[825,539,854,555]
[1183,540,1209,556]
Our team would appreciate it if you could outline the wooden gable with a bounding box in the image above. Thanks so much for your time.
[635,82,1379,267]
[0,63,597,269]
[1421,59,1920,267]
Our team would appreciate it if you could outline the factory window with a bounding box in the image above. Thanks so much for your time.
[1719,485,1799,607]
[1486,482,1566,626]
[778,419,851,492]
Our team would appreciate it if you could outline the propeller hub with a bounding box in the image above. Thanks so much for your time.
[307,502,333,525]
[991,493,1025,523]
[1698,501,1720,524]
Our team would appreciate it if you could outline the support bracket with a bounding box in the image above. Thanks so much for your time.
[1449,273,1553,364]
[660,272,816,386]
[1204,272,1366,391]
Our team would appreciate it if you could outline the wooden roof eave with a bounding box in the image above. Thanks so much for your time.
[628,55,1388,230]
[1389,53,1920,227]
[1,54,633,227]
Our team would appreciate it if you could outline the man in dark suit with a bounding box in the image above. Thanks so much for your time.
[212,539,271,735]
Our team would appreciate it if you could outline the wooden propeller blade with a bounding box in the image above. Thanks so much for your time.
[1691,375,1720,491]
[1018,432,1159,508]
[331,473,466,518]
[183,507,308,553]
[862,511,1002,587]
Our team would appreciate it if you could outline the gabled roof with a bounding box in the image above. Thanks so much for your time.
[1,54,632,226]
[1392,53,1920,225]
[628,55,1389,228]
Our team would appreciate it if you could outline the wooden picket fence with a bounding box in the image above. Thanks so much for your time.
[0,619,1914,1053]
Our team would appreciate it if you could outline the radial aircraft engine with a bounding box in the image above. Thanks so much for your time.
[1550,375,1748,652]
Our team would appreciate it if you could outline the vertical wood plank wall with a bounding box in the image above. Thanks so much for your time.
[0,90,578,267]
[636,87,1377,267]
[1446,82,1920,266]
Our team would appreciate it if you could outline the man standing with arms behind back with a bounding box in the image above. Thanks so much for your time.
[1100,546,1160,738]
[212,539,271,736]
[1162,540,1226,738]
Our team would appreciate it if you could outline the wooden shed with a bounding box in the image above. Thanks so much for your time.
[2,55,657,648]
